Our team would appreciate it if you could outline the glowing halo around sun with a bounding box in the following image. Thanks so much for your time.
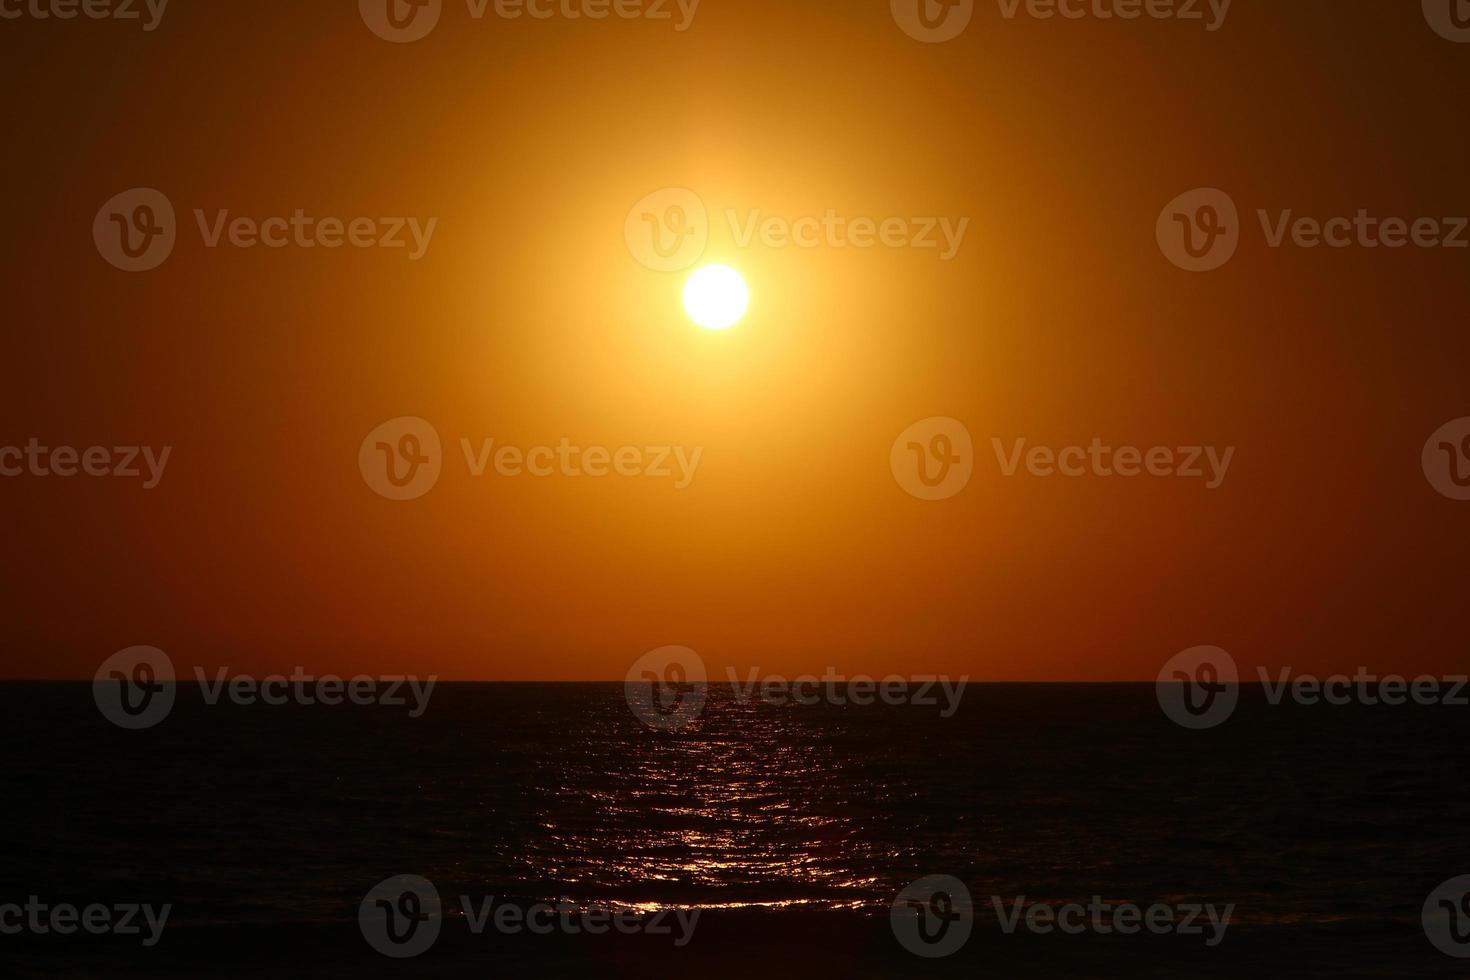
[682,264,749,330]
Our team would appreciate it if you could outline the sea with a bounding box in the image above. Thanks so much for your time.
[4,681,1468,977]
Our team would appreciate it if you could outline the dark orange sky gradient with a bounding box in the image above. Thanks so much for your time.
[2,1,1468,680]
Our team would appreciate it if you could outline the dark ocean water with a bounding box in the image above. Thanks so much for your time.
[5,682,1469,976]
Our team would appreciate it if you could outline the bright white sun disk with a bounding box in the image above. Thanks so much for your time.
[683,264,749,330]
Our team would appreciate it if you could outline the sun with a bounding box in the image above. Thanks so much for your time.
[683,264,749,330]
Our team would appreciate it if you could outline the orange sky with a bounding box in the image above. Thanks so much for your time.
[2,1,1468,679]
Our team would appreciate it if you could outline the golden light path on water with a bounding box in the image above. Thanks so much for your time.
[510,692,895,912]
